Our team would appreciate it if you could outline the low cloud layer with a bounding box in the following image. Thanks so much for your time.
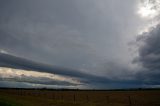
[0,52,115,89]
[0,52,143,89]
[0,67,81,86]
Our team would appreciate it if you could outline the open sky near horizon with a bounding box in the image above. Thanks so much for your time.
[0,0,160,89]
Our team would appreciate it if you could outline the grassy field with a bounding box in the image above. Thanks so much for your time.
[0,89,160,106]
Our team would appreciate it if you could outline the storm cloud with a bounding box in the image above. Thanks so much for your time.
[137,25,160,70]
[0,52,116,89]
[134,24,160,85]
[0,0,160,89]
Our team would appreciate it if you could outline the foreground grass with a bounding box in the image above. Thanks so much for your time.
[0,90,160,106]
[0,95,131,106]
[0,94,103,106]
[0,97,22,106]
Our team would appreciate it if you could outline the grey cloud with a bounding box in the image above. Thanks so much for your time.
[136,24,160,70]
[0,0,154,89]
[0,0,139,71]
[0,81,34,88]
[0,53,112,86]
[135,24,160,85]
[0,52,142,89]
[0,75,78,86]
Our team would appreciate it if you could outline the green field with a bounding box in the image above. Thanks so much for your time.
[0,89,160,106]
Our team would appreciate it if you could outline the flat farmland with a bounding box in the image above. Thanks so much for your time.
[0,89,160,106]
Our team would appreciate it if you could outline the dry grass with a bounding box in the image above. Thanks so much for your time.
[0,89,160,106]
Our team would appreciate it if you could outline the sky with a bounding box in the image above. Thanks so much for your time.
[0,0,160,89]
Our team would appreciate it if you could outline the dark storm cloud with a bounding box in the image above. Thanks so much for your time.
[0,52,154,89]
[0,53,113,87]
[0,0,138,73]
[134,24,160,85]
[136,24,160,70]
[0,52,144,89]
[0,0,153,89]
[0,0,89,63]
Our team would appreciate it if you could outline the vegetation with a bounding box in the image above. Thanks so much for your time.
[0,89,160,106]
[0,97,21,106]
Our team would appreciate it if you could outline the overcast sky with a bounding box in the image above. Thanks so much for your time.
[0,0,160,89]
